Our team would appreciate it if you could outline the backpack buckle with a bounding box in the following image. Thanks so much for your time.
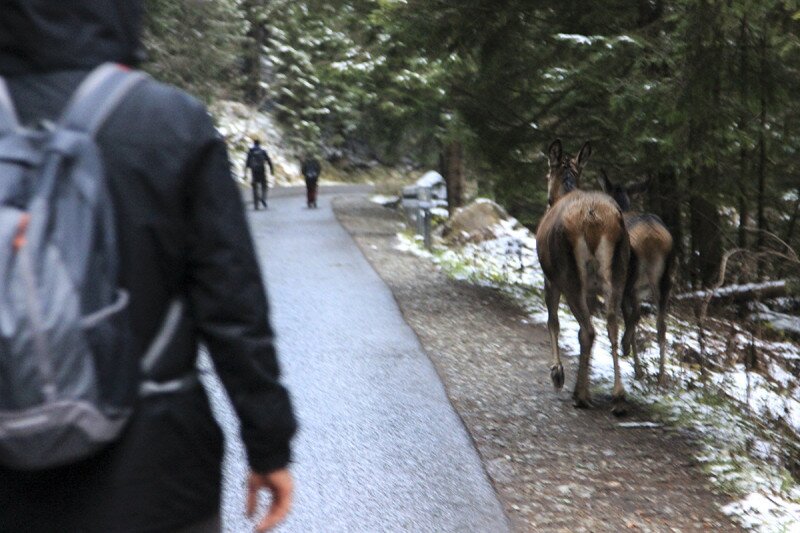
[12,212,30,251]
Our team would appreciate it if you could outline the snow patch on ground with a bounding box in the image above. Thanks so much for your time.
[395,211,800,532]
[370,195,399,206]
[395,233,434,260]
[430,207,450,219]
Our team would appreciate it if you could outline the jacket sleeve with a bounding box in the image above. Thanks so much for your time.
[266,152,274,175]
[184,118,297,474]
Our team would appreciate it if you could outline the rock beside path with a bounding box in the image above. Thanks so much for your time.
[442,198,519,244]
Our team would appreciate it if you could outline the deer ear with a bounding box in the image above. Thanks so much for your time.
[576,141,592,170]
[548,139,562,167]
[598,169,613,193]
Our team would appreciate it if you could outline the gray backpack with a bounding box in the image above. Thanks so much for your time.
[0,64,187,470]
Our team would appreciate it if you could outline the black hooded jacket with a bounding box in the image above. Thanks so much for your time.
[0,2,296,531]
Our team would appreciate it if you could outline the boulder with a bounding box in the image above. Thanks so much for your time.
[442,199,518,244]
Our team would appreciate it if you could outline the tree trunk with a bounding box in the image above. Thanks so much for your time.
[243,0,269,105]
[785,186,800,248]
[738,193,749,249]
[685,3,724,289]
[737,15,750,250]
[690,186,723,289]
[756,32,768,277]
[646,165,683,266]
[442,140,465,215]
[688,125,721,289]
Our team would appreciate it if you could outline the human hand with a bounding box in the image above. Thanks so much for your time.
[246,468,293,532]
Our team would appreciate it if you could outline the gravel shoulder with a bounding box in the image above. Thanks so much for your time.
[333,195,742,533]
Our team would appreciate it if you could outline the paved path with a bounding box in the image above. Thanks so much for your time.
[203,186,509,532]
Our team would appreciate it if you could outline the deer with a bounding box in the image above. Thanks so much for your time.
[535,140,631,415]
[598,170,675,386]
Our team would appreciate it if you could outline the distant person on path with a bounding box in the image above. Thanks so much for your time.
[0,2,297,532]
[301,155,322,208]
[246,138,274,210]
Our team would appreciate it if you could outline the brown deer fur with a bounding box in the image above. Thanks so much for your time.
[536,140,630,413]
[599,170,675,385]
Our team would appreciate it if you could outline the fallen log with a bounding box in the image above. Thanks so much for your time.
[675,280,791,305]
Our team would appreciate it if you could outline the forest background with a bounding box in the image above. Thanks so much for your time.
[142,0,800,292]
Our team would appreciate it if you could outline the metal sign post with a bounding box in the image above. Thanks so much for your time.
[417,186,432,250]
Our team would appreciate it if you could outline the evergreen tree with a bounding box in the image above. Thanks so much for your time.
[142,0,800,287]
[142,0,247,102]
[242,0,272,105]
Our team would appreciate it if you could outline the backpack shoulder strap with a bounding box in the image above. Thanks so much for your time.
[0,77,20,133]
[59,63,148,137]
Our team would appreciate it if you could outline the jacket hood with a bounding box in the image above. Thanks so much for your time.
[0,1,144,75]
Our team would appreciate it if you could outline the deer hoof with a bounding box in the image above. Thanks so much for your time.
[573,388,592,408]
[573,396,592,409]
[550,364,565,391]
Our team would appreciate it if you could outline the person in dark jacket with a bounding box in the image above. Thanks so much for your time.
[301,155,321,208]
[0,2,297,532]
[245,139,274,210]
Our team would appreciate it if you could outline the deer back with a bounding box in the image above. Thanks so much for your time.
[623,213,673,265]
[536,190,627,279]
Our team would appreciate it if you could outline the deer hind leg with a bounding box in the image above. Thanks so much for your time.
[656,301,667,386]
[563,241,596,409]
[621,251,642,379]
[544,279,564,391]
[622,293,643,380]
[601,237,628,416]
[562,287,595,409]
[607,297,627,415]
[653,259,672,387]
[573,301,595,409]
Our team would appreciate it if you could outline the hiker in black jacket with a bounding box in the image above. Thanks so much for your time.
[246,139,274,210]
[0,2,297,532]
[301,155,322,208]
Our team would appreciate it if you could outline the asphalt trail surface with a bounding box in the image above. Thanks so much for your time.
[201,185,509,532]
